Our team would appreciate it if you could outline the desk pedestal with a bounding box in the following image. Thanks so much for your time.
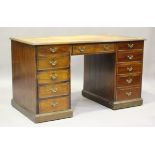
[83,53,143,110]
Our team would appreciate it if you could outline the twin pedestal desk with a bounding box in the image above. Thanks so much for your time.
[11,35,145,123]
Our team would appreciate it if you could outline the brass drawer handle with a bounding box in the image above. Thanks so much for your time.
[79,46,86,53]
[50,102,58,107]
[125,92,132,96]
[104,44,110,50]
[50,88,58,93]
[128,43,134,49]
[127,66,133,72]
[127,55,134,60]
[50,73,58,80]
[126,78,133,84]
[49,60,57,66]
[49,47,57,53]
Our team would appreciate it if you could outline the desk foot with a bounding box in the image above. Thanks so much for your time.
[11,99,73,123]
[82,90,143,110]
[112,99,143,110]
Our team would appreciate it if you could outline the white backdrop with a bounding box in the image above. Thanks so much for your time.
[0,27,155,126]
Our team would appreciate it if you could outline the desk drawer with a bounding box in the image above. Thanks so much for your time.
[38,82,70,99]
[39,96,69,114]
[117,50,143,62]
[117,62,142,75]
[37,55,70,70]
[37,45,71,58]
[73,43,115,55]
[117,74,141,87]
[117,41,144,50]
[37,69,70,84]
[116,87,141,101]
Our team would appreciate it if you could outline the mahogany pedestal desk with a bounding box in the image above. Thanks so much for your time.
[11,35,145,123]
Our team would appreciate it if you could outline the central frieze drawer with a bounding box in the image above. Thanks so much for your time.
[39,96,69,114]
[38,82,70,98]
[73,43,115,55]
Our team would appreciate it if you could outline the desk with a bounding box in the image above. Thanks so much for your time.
[11,35,145,123]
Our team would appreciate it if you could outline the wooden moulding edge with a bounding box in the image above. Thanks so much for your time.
[11,99,73,123]
[113,98,143,110]
[82,90,114,109]
[82,90,143,110]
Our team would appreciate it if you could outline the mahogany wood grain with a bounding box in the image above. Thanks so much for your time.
[38,82,70,98]
[39,96,69,114]
[72,43,115,55]
[117,41,144,50]
[37,54,70,70]
[116,73,142,87]
[83,53,115,102]
[37,69,70,84]
[11,41,37,113]
[37,45,72,58]
[116,86,141,101]
[117,50,143,62]
[117,62,142,75]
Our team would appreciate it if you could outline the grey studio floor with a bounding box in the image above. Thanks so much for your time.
[1,75,155,127]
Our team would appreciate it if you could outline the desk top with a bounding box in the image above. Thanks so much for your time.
[11,35,145,45]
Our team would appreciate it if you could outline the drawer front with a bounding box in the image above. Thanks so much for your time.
[38,82,70,98]
[117,63,142,75]
[116,87,141,101]
[73,43,115,55]
[117,51,143,62]
[39,96,69,114]
[37,55,70,70]
[117,41,144,50]
[37,69,70,84]
[37,45,71,58]
[117,74,141,87]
